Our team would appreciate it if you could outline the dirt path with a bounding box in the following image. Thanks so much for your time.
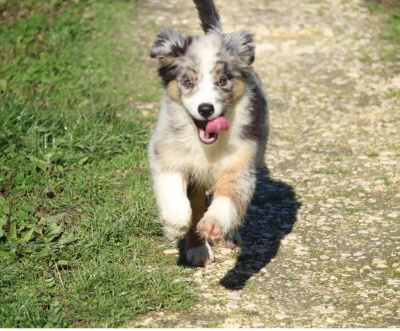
[132,0,400,327]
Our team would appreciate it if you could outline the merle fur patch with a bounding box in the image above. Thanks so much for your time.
[150,28,192,58]
[241,81,268,140]
[222,30,255,65]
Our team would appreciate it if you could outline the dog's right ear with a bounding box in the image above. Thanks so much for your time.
[150,28,190,59]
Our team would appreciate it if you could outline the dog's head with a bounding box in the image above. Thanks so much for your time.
[150,29,255,145]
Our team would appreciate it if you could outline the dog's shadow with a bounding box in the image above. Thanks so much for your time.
[219,165,301,289]
[177,166,301,290]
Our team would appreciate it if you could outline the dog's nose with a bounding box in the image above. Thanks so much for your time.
[198,103,214,118]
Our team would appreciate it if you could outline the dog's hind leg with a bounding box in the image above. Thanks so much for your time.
[214,231,242,249]
[185,186,215,267]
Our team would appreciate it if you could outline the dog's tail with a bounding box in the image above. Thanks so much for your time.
[193,0,222,34]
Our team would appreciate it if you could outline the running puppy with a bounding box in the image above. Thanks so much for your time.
[148,0,268,267]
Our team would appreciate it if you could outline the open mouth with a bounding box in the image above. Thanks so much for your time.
[193,119,219,144]
[193,116,230,145]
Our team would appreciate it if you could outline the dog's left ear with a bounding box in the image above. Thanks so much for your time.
[150,28,190,59]
[222,30,255,65]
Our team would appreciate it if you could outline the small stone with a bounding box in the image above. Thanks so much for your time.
[244,303,258,311]
[392,76,400,87]
[220,247,232,255]
[201,293,213,299]
[326,317,336,324]
[222,259,235,266]
[163,248,178,255]
[255,247,268,254]
[252,321,265,327]
[275,313,288,320]
[222,318,241,328]
[372,258,388,269]
[285,233,298,241]
[262,233,274,239]
[294,244,309,256]
[228,292,241,301]
[226,301,239,309]
[387,279,400,286]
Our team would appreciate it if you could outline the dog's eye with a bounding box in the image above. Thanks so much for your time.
[183,79,194,88]
[217,77,227,87]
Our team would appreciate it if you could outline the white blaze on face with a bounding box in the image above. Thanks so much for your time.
[181,34,223,121]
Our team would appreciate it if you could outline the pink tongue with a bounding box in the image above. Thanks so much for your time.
[205,117,230,134]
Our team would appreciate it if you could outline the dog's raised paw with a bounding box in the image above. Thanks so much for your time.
[186,242,215,267]
[197,217,221,239]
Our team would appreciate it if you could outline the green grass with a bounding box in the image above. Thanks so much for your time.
[312,167,350,175]
[0,0,195,327]
[231,307,260,317]
[334,190,352,198]
[385,88,398,99]
[366,151,379,157]
[377,174,390,185]
[365,0,400,44]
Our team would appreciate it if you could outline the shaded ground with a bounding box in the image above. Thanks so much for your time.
[132,0,400,327]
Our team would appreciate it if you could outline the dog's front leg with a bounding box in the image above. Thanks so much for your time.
[152,171,192,240]
[197,161,256,243]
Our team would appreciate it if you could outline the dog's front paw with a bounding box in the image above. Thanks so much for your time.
[186,242,215,267]
[161,199,192,240]
[197,217,222,240]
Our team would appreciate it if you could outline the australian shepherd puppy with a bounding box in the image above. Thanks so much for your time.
[148,0,268,267]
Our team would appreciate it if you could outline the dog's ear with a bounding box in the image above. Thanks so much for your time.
[150,28,190,59]
[222,30,255,65]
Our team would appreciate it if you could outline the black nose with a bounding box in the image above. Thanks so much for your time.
[198,103,214,118]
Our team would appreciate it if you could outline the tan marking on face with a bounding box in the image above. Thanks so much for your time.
[166,80,181,102]
[211,64,245,106]
[232,78,245,103]
[213,144,256,217]
[218,89,231,106]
